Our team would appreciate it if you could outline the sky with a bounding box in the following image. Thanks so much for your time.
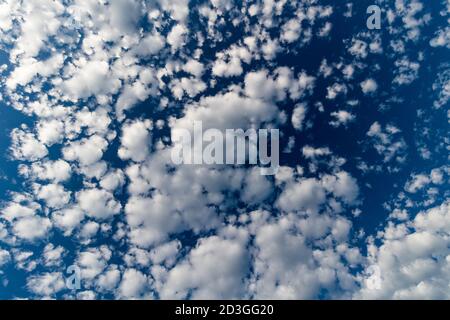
[0,0,449,300]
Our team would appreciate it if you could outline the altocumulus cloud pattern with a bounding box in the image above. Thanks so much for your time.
[0,0,448,300]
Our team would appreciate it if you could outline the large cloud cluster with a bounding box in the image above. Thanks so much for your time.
[0,0,448,300]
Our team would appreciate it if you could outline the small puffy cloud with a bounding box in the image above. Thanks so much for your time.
[281,19,301,43]
[277,178,327,213]
[157,0,189,21]
[262,39,280,60]
[322,171,359,205]
[393,58,420,86]
[77,246,112,281]
[10,129,48,161]
[329,110,355,127]
[6,54,64,90]
[35,183,71,209]
[13,216,52,241]
[360,78,378,94]
[125,195,183,248]
[42,244,65,267]
[27,272,65,297]
[367,122,407,165]
[77,188,121,220]
[118,120,152,162]
[277,171,359,213]
[52,207,85,235]
[36,119,64,146]
[173,91,279,133]
[348,39,368,59]
[63,135,108,166]
[183,59,204,78]
[251,213,357,299]
[118,268,150,299]
[170,77,206,100]
[167,24,187,51]
[61,60,121,101]
[159,233,249,299]
[0,249,11,267]
[100,170,125,192]
[150,240,180,266]
[357,202,450,299]
[292,103,308,130]
[27,160,72,183]
[302,146,331,159]
[96,267,121,292]
[326,83,347,100]
[132,33,165,57]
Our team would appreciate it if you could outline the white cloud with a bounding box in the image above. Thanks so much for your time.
[250,213,358,299]
[28,160,72,183]
[357,202,450,299]
[61,60,121,101]
[10,128,48,161]
[360,78,378,94]
[52,207,84,235]
[183,59,204,77]
[42,244,65,267]
[100,170,125,192]
[77,246,111,281]
[292,103,308,130]
[6,54,64,90]
[329,110,355,127]
[367,122,407,165]
[118,120,152,162]
[13,216,52,241]
[118,268,150,299]
[77,188,121,220]
[159,231,249,299]
[157,0,189,22]
[277,178,327,213]
[125,195,183,248]
[35,183,71,209]
[167,24,188,52]
[133,33,165,56]
[0,249,11,267]
[63,135,108,166]
[27,272,65,297]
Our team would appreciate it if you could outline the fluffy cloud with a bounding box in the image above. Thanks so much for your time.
[35,183,71,209]
[118,269,151,299]
[13,216,52,241]
[77,188,121,220]
[10,129,48,161]
[159,231,249,299]
[357,202,450,299]
[63,135,108,166]
[292,103,308,130]
[167,24,188,52]
[329,110,355,127]
[27,272,65,297]
[61,60,121,101]
[360,78,378,94]
[27,160,72,183]
[0,0,447,301]
[367,122,407,166]
[250,212,358,299]
[125,195,183,247]
[118,120,152,162]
